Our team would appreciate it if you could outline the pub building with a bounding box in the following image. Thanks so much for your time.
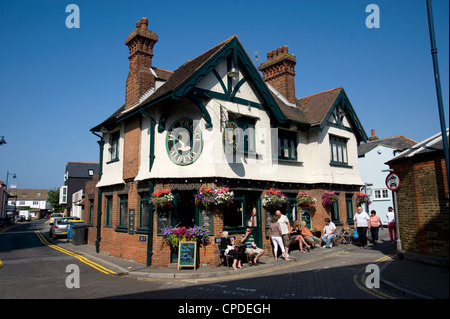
[87,17,369,267]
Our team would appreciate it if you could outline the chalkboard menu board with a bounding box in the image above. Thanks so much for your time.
[178,241,197,270]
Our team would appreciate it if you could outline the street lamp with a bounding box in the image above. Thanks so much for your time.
[0,136,6,145]
[5,171,17,189]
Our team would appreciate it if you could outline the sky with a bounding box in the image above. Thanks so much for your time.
[0,0,448,190]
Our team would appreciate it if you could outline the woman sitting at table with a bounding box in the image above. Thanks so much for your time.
[219,231,243,270]
[290,220,311,253]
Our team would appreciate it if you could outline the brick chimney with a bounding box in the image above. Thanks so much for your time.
[259,45,297,104]
[369,129,379,141]
[124,17,158,110]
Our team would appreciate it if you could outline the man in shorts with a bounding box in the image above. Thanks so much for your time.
[275,210,291,258]
[240,228,265,265]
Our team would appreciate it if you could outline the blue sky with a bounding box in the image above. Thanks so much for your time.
[0,0,448,190]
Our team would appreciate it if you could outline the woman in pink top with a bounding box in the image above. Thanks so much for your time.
[369,210,383,245]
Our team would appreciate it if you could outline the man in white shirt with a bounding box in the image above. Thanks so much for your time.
[275,210,291,257]
[354,206,370,248]
[321,218,336,248]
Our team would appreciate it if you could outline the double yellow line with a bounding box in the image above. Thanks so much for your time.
[353,254,396,299]
[35,231,117,276]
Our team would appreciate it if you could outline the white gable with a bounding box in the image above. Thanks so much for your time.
[195,59,264,105]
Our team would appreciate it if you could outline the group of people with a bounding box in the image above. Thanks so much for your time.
[220,207,398,269]
[353,205,398,248]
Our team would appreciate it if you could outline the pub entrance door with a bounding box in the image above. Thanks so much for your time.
[171,190,197,263]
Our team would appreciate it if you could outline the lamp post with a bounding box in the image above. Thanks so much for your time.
[426,0,449,190]
[5,171,17,189]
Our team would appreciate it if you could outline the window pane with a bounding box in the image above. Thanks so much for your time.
[141,199,149,228]
[247,126,255,152]
[120,199,128,227]
[224,200,243,227]
[284,138,289,158]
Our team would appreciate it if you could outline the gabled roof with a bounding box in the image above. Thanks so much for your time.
[274,86,368,142]
[92,35,368,143]
[358,135,418,157]
[8,189,49,200]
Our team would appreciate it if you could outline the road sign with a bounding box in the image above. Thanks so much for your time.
[385,172,401,191]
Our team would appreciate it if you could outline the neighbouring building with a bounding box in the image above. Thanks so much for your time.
[386,128,449,265]
[59,161,99,216]
[358,129,417,224]
[6,188,50,220]
[88,18,369,266]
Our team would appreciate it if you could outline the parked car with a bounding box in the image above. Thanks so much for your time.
[49,217,81,239]
[48,213,63,225]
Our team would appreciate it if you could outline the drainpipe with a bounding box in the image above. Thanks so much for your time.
[92,132,104,253]
[140,110,156,266]
[147,180,154,266]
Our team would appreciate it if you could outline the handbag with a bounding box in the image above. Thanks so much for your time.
[353,229,359,239]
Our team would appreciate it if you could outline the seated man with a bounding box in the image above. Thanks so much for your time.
[240,228,265,265]
[321,218,336,248]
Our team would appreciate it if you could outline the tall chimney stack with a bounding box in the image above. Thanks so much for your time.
[124,17,158,109]
[258,45,297,104]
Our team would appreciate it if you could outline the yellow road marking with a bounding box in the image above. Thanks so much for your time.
[353,254,396,299]
[34,231,117,276]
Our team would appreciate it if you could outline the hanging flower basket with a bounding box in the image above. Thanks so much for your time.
[194,188,216,209]
[321,191,339,207]
[356,192,372,206]
[214,188,234,206]
[151,189,174,210]
[296,191,317,207]
[262,188,288,210]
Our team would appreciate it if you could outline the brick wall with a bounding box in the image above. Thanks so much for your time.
[390,153,449,259]
[90,180,359,266]
[123,118,141,180]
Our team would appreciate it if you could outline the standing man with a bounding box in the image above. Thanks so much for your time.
[240,228,265,265]
[275,210,291,258]
[354,206,370,248]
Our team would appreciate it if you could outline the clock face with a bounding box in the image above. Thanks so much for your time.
[166,118,203,165]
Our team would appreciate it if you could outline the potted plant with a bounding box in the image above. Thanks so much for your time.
[262,188,288,210]
[355,192,371,206]
[160,224,209,248]
[151,189,174,210]
[296,191,317,207]
[321,191,339,207]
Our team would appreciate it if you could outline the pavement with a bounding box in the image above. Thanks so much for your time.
[51,230,449,300]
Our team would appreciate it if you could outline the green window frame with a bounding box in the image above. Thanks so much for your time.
[139,194,150,231]
[109,131,120,162]
[345,194,354,225]
[278,130,297,161]
[105,196,112,227]
[236,117,256,155]
[330,135,348,165]
[88,200,94,224]
[118,195,128,228]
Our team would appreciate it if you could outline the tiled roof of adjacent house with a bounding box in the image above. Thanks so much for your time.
[358,135,418,157]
